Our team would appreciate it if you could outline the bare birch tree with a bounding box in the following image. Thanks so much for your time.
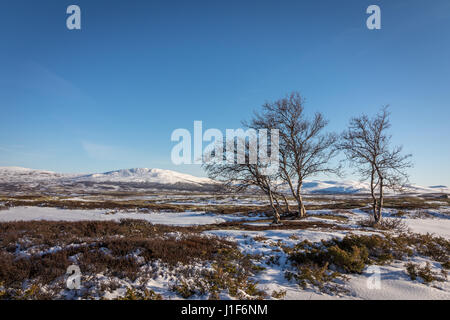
[339,106,412,223]
[246,92,340,218]
[203,135,283,224]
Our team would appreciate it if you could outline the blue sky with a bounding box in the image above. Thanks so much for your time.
[0,0,449,186]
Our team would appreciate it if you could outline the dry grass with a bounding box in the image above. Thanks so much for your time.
[2,194,448,217]
[308,213,349,222]
[0,196,269,215]
[0,219,269,300]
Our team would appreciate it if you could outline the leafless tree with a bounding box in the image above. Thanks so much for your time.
[203,136,283,224]
[339,106,412,223]
[246,92,340,218]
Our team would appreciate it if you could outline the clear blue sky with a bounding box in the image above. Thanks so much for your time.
[0,0,449,186]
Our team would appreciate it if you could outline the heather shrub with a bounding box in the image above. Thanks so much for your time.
[287,233,450,291]
[405,262,445,284]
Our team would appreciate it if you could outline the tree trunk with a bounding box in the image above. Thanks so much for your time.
[294,194,306,218]
[281,194,290,214]
[294,183,306,219]
[273,197,283,215]
[373,201,380,223]
[370,169,379,223]
[268,189,281,224]
[376,178,384,223]
[298,194,306,218]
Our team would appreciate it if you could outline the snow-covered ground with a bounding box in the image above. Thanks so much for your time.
[1,203,449,300]
[203,209,450,300]
[0,206,262,226]
[206,229,450,299]
[1,204,449,239]
[346,261,450,300]
[403,218,450,239]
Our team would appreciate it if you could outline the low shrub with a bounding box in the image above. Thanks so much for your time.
[0,220,267,299]
[170,248,266,300]
[118,288,163,300]
[286,233,450,291]
[405,262,441,284]
[358,217,409,232]
[271,289,287,299]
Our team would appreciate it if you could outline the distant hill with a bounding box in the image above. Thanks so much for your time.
[73,168,213,186]
[0,167,448,195]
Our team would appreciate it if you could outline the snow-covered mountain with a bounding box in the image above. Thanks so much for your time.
[299,180,449,194]
[0,167,448,194]
[74,168,212,185]
[0,167,212,186]
[0,167,77,182]
[301,180,369,194]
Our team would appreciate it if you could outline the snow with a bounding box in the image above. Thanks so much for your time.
[347,261,450,300]
[0,173,449,300]
[0,166,448,194]
[300,180,369,194]
[74,168,213,185]
[296,179,449,195]
[206,219,450,300]
[0,206,258,226]
[0,166,76,182]
[403,218,450,239]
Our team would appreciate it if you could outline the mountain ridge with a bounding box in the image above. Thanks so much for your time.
[0,166,448,194]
